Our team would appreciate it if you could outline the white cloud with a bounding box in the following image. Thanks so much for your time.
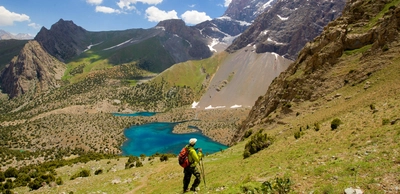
[117,0,163,10]
[224,0,232,7]
[181,10,211,25]
[86,0,103,5]
[28,23,41,29]
[189,4,196,8]
[0,6,30,26]
[145,6,178,22]
[95,6,121,14]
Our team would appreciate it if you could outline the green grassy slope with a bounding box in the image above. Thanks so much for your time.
[13,50,400,194]
[63,36,175,83]
[152,52,228,99]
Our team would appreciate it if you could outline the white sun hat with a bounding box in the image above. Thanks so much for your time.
[189,138,197,145]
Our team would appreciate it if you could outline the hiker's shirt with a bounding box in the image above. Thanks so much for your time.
[187,145,203,167]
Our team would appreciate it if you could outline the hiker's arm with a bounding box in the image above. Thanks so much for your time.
[191,149,202,163]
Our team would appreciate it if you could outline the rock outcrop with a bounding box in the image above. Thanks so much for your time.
[0,41,66,98]
[226,0,346,60]
[233,0,400,143]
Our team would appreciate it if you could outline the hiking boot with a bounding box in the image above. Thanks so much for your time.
[190,187,199,191]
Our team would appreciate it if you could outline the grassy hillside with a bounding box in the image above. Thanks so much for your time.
[64,36,175,84]
[7,48,399,194]
[152,52,228,99]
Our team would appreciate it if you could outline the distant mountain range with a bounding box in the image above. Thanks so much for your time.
[0,30,33,40]
[0,0,345,102]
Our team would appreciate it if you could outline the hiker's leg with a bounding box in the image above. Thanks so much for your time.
[183,168,191,191]
[190,167,201,190]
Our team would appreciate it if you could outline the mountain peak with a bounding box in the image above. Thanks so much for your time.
[224,0,278,22]
[156,19,187,34]
[34,19,88,61]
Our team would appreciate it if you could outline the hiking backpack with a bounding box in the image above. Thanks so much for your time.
[178,147,190,168]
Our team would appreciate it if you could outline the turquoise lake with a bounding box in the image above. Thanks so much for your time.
[116,113,228,156]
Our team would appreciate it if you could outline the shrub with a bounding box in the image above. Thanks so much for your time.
[3,179,13,190]
[261,177,292,194]
[0,171,5,182]
[4,167,18,178]
[314,123,321,132]
[70,169,90,180]
[140,154,146,161]
[369,104,376,110]
[160,154,168,162]
[14,173,31,187]
[28,178,43,190]
[125,156,139,169]
[243,130,274,159]
[331,118,342,130]
[294,131,302,139]
[4,189,13,194]
[243,130,253,139]
[56,177,63,185]
[243,151,251,159]
[94,169,103,175]
[136,161,143,167]
[382,118,390,125]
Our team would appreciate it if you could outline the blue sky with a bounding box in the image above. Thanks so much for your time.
[0,0,232,36]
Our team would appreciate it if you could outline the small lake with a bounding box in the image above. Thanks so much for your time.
[120,121,228,156]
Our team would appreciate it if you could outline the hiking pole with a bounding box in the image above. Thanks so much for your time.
[200,159,207,189]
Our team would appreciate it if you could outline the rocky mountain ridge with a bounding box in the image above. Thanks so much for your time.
[234,0,400,142]
[192,0,278,47]
[227,0,346,60]
[0,41,66,98]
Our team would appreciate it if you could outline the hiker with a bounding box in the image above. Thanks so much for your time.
[183,138,203,193]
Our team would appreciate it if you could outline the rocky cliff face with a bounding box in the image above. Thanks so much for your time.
[157,19,212,61]
[0,41,65,98]
[227,0,346,60]
[34,19,88,61]
[233,0,400,143]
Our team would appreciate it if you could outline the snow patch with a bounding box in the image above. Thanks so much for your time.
[84,42,103,52]
[217,16,251,26]
[277,15,289,20]
[271,52,279,59]
[217,16,232,21]
[208,38,220,52]
[230,105,242,108]
[205,105,226,110]
[191,101,199,109]
[185,39,192,47]
[261,30,269,35]
[267,38,285,45]
[155,26,165,31]
[103,39,133,51]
